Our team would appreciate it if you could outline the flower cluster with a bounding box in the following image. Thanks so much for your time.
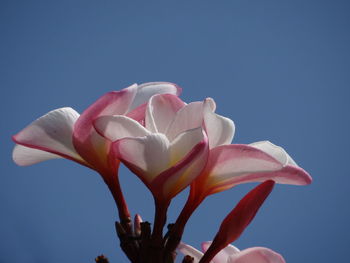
[13,82,311,263]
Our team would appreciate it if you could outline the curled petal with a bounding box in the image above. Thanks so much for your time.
[155,130,208,200]
[73,85,139,169]
[128,82,182,111]
[170,127,204,165]
[126,103,147,124]
[200,144,282,196]
[13,144,62,166]
[114,128,208,201]
[94,115,150,141]
[203,98,235,149]
[12,107,86,165]
[113,133,171,183]
[202,242,240,263]
[166,101,204,141]
[178,242,285,263]
[249,141,288,165]
[229,247,286,263]
[249,141,312,185]
[177,242,203,262]
[145,94,185,133]
[245,165,312,185]
[73,82,180,170]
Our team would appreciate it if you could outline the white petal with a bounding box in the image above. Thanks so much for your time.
[13,144,62,166]
[204,98,235,149]
[155,129,207,199]
[166,101,204,141]
[202,242,240,263]
[177,242,203,263]
[231,247,286,263]
[250,141,291,166]
[94,115,150,142]
[199,145,283,195]
[13,107,84,163]
[209,145,283,181]
[202,241,240,254]
[170,127,204,165]
[114,133,170,182]
[145,94,185,133]
[128,82,181,112]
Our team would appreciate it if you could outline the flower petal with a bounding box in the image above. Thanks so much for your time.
[202,242,240,263]
[128,82,182,111]
[231,247,286,263]
[177,242,203,263]
[246,165,312,185]
[152,132,208,200]
[201,145,282,195]
[126,103,147,124]
[203,98,235,149]
[145,94,185,133]
[13,144,62,166]
[249,141,288,165]
[200,181,275,263]
[166,101,204,141]
[170,127,204,165]
[113,133,171,183]
[73,83,181,170]
[13,107,85,164]
[73,85,138,169]
[94,115,150,142]
[249,141,312,185]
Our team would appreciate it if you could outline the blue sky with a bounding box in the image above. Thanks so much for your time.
[1,0,349,262]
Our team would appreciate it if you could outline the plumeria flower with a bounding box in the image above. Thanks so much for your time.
[178,242,286,263]
[12,82,181,221]
[188,140,312,207]
[94,94,289,244]
[95,95,290,205]
[165,104,311,253]
[184,100,311,206]
[94,93,214,241]
[94,93,210,204]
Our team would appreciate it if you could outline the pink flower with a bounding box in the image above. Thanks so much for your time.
[93,94,237,240]
[12,82,181,220]
[165,99,312,253]
[94,93,211,203]
[161,95,312,210]
[189,140,312,206]
[178,242,286,263]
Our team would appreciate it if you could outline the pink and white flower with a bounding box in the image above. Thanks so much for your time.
[189,140,312,204]
[94,93,210,202]
[12,82,181,218]
[13,82,180,171]
[165,100,311,253]
[178,242,286,263]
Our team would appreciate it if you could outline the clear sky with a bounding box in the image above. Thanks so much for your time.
[1,0,349,262]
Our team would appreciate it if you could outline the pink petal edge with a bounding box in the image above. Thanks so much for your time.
[232,247,286,263]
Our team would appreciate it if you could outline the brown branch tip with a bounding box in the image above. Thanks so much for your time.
[95,254,109,263]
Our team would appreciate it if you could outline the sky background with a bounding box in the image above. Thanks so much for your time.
[1,0,349,262]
